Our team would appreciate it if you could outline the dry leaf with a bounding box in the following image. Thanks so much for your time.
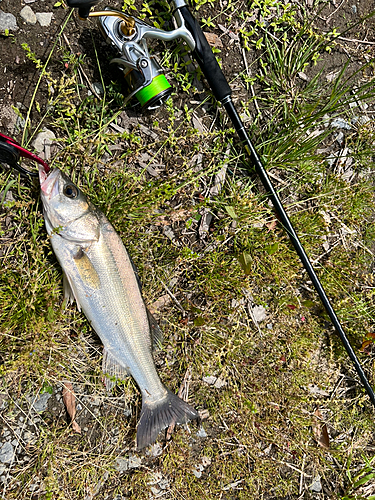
[312,409,329,449]
[62,382,81,434]
[266,219,278,231]
[204,32,223,48]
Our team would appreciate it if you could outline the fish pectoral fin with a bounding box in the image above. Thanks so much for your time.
[102,348,130,391]
[63,272,82,312]
[73,247,101,289]
[146,308,163,350]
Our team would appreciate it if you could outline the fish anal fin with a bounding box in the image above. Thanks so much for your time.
[102,348,130,391]
[146,308,163,350]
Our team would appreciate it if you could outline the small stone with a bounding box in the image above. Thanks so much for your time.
[115,458,129,472]
[192,464,204,478]
[146,443,163,457]
[36,12,52,27]
[331,118,351,130]
[92,82,104,96]
[310,475,322,492]
[196,426,207,438]
[32,129,56,159]
[31,392,52,413]
[213,377,227,389]
[20,6,37,24]
[128,454,142,469]
[251,305,267,322]
[0,10,18,32]
[202,375,217,385]
[0,442,14,463]
[335,131,344,145]
[351,4,357,13]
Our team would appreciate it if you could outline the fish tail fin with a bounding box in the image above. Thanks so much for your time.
[137,389,199,450]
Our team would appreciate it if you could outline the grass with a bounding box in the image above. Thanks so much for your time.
[1,0,375,498]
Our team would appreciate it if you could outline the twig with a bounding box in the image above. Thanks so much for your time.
[322,33,375,45]
[158,277,186,316]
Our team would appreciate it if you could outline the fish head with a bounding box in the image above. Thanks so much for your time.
[39,167,98,241]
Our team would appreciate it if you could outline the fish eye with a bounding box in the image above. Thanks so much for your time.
[63,184,78,199]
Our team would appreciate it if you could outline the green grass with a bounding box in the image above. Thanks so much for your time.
[1,1,375,499]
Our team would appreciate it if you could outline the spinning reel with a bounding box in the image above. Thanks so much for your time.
[67,0,196,109]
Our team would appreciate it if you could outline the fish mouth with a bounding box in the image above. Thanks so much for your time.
[39,166,60,200]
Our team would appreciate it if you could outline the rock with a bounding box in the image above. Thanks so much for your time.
[0,10,18,32]
[310,475,322,492]
[251,305,267,322]
[115,454,141,472]
[36,12,53,27]
[0,442,14,463]
[32,129,56,159]
[193,463,204,478]
[128,454,142,469]
[20,6,37,24]
[202,375,217,385]
[31,392,52,413]
[331,118,351,130]
[196,426,207,438]
[115,458,129,472]
[146,443,163,457]
[92,82,104,96]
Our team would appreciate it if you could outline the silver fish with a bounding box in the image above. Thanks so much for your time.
[39,167,198,449]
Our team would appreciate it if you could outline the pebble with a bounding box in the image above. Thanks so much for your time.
[196,426,207,438]
[115,454,142,472]
[31,392,52,413]
[146,443,163,457]
[0,10,18,31]
[193,463,204,478]
[115,458,129,472]
[92,82,104,96]
[251,305,267,322]
[20,5,37,24]
[32,129,56,159]
[331,118,351,130]
[310,475,322,492]
[36,12,52,27]
[0,442,14,463]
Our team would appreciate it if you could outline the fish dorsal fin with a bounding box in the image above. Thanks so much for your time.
[73,247,101,289]
[147,308,163,350]
[63,271,82,312]
[102,348,130,391]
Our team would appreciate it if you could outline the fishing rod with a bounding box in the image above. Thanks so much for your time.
[34,0,375,407]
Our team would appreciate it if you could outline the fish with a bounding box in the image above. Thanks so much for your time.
[39,167,199,449]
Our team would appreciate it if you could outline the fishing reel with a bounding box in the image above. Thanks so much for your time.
[66,0,195,110]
